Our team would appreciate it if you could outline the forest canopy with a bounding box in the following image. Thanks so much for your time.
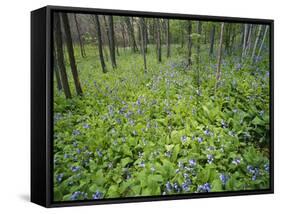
[53,12,270,201]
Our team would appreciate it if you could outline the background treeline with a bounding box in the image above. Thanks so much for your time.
[53,12,269,99]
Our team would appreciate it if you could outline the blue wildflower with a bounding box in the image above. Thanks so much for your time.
[189,159,196,167]
[264,163,269,172]
[92,191,102,200]
[165,151,172,158]
[197,137,203,143]
[232,158,241,165]
[165,181,172,192]
[96,149,103,157]
[70,191,81,200]
[197,183,211,192]
[64,153,70,159]
[72,130,80,136]
[181,135,187,143]
[83,123,90,129]
[72,141,78,147]
[56,173,64,183]
[173,182,180,192]
[182,182,190,192]
[219,173,228,185]
[71,166,80,172]
[139,161,145,168]
[204,129,211,136]
[207,154,214,164]
[76,148,81,154]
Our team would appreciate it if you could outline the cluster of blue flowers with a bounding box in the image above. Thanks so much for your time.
[197,183,211,193]
[70,191,88,200]
[247,165,259,181]
[219,173,228,186]
[92,191,102,200]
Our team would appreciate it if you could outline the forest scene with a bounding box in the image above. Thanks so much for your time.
[53,12,270,201]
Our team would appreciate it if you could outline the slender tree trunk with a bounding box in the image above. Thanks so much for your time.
[74,14,86,58]
[209,24,215,56]
[54,13,71,99]
[106,16,117,69]
[187,21,192,66]
[257,25,269,58]
[125,17,138,52]
[181,28,184,48]
[53,46,62,91]
[215,23,224,91]
[242,24,248,59]
[93,15,107,73]
[61,13,83,95]
[196,21,202,91]
[140,18,147,73]
[244,24,252,56]
[121,22,126,50]
[251,25,262,63]
[166,19,171,58]
[156,19,162,63]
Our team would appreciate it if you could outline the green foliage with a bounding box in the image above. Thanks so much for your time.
[53,41,270,201]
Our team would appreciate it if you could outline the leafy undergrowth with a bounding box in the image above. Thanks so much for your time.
[53,45,270,201]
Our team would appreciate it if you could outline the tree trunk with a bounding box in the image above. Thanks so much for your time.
[156,19,162,63]
[53,46,62,91]
[73,14,86,58]
[242,24,248,59]
[61,13,83,96]
[196,21,202,91]
[121,22,126,50]
[251,25,262,63]
[54,13,71,99]
[257,25,269,58]
[93,15,107,73]
[125,17,138,52]
[209,24,215,56]
[106,16,117,69]
[140,18,147,73]
[166,19,171,58]
[187,21,192,66]
[215,23,224,90]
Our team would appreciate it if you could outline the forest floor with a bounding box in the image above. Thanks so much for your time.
[53,44,270,201]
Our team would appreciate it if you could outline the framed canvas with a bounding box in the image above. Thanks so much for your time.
[31,5,274,207]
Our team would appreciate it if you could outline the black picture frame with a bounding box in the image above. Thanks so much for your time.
[31,5,274,208]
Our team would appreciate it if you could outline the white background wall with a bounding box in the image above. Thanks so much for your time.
[0,0,279,213]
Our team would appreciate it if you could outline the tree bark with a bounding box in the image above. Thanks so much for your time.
[61,13,83,95]
[53,46,62,91]
[215,23,224,90]
[251,25,262,63]
[106,16,117,69]
[166,19,171,58]
[93,15,107,73]
[156,19,162,63]
[242,24,248,59]
[196,21,202,91]
[125,17,138,52]
[187,21,192,66]
[257,25,269,58]
[74,14,86,58]
[209,24,215,56]
[140,18,147,73]
[54,13,72,99]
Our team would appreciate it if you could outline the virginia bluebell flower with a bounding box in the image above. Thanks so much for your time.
[197,137,203,143]
[83,124,90,129]
[92,191,102,200]
[181,135,187,143]
[96,149,103,157]
[207,154,214,164]
[72,130,81,136]
[182,182,189,192]
[189,159,196,167]
[197,183,211,192]
[71,166,80,172]
[56,173,64,183]
[173,182,181,192]
[264,163,269,172]
[166,181,172,192]
[232,158,241,165]
[219,173,228,185]
[70,191,81,200]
